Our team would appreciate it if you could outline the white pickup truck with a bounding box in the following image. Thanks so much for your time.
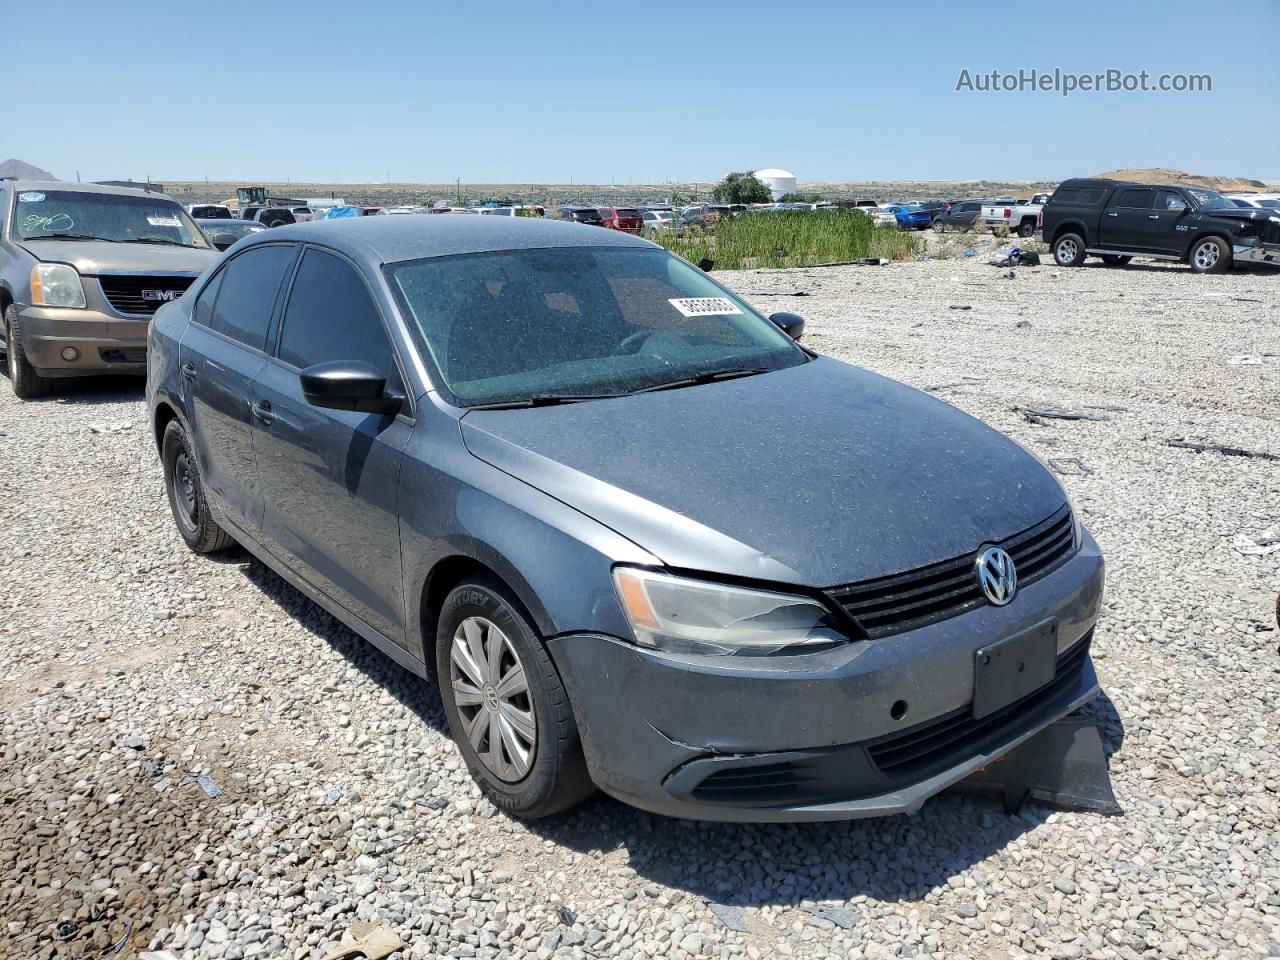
[982,193,1051,237]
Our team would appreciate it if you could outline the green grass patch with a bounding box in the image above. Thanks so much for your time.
[654,210,919,270]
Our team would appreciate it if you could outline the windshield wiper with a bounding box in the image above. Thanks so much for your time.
[465,392,628,410]
[128,238,193,247]
[22,234,118,242]
[629,367,770,394]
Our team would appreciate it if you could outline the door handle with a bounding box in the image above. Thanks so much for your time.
[1106,212,1118,217]
[180,362,198,380]
[1148,214,1159,220]
[251,399,274,425]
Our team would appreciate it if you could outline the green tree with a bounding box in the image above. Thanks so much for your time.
[712,172,773,205]
[779,192,822,203]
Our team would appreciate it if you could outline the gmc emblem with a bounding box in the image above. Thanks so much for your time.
[141,289,183,302]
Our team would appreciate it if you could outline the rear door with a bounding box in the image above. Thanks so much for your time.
[251,246,412,645]
[179,243,297,533]
[1100,187,1155,250]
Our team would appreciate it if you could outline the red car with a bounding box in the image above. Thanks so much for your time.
[597,207,643,232]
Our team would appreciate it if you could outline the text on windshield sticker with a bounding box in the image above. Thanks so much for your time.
[147,215,181,227]
[18,192,46,202]
[668,297,743,318]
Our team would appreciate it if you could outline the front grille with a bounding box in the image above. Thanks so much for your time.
[828,505,1076,639]
[97,275,195,316]
[690,760,804,804]
[866,632,1092,778]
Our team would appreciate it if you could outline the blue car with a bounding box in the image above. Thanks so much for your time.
[887,203,934,230]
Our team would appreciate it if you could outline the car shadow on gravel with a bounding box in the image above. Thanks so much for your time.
[0,372,146,404]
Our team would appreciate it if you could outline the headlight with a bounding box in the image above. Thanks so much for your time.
[612,567,847,657]
[31,263,86,308]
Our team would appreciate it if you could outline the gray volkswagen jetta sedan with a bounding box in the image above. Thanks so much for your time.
[147,216,1104,821]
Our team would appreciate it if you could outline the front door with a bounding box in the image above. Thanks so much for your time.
[1142,190,1193,255]
[250,247,411,645]
[179,243,296,533]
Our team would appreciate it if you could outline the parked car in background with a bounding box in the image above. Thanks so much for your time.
[0,180,217,398]
[887,203,933,230]
[868,206,899,226]
[983,195,1049,237]
[1043,178,1280,272]
[556,207,604,226]
[641,210,675,234]
[475,207,518,217]
[680,204,738,227]
[194,217,267,250]
[188,204,233,219]
[597,207,644,232]
[291,206,314,223]
[361,207,388,216]
[249,207,298,228]
[933,200,984,233]
[1224,193,1280,211]
[147,215,1103,823]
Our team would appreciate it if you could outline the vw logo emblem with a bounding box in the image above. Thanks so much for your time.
[975,546,1018,606]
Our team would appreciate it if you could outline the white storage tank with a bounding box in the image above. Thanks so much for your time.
[753,168,797,201]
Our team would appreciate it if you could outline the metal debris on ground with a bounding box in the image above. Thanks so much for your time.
[326,787,344,804]
[1166,439,1280,462]
[320,922,403,960]
[185,773,222,798]
[1231,531,1280,557]
[1227,354,1263,365]
[948,304,972,310]
[707,902,751,933]
[1049,458,1095,477]
[53,920,79,941]
[745,289,809,297]
[802,905,859,929]
[109,919,134,953]
[1020,406,1111,425]
[557,907,577,926]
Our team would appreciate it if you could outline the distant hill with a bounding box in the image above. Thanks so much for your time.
[1094,168,1267,193]
[0,158,56,180]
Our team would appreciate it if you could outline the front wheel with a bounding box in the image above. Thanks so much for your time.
[5,305,54,400]
[436,575,594,819]
[1053,233,1087,267]
[1189,236,1230,274]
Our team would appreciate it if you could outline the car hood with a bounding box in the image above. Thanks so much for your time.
[459,357,1067,587]
[19,239,218,276]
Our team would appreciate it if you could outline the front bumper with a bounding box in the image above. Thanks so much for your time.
[548,533,1104,822]
[1232,242,1280,265]
[15,304,149,377]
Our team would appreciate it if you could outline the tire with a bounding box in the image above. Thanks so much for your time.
[1101,255,1132,267]
[5,305,54,400]
[933,219,947,233]
[1053,233,1087,267]
[1189,236,1230,274]
[1018,219,1036,238]
[161,419,235,554]
[436,574,594,819]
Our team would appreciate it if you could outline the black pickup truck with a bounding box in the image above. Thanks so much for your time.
[1041,178,1280,273]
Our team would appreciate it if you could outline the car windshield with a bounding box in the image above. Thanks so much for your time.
[387,246,808,407]
[14,189,209,247]
[1185,188,1237,212]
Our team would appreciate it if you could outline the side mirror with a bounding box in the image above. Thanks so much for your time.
[769,311,806,341]
[300,360,402,415]
[211,233,238,251]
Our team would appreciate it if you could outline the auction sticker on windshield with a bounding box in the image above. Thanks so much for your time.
[147,215,182,227]
[669,297,743,318]
[18,192,46,202]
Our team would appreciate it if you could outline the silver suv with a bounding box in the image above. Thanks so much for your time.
[0,180,218,398]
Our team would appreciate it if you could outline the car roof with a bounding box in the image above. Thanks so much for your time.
[248,213,654,264]
[2,179,177,200]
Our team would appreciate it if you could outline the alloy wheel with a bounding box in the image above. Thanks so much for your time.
[1056,239,1078,264]
[449,616,537,782]
[1193,241,1219,271]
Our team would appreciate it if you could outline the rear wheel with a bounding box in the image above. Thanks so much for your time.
[933,219,947,233]
[161,419,235,553]
[1018,219,1036,238]
[1189,236,1230,274]
[436,575,594,819]
[1101,255,1132,267]
[1053,233,1087,267]
[5,305,54,400]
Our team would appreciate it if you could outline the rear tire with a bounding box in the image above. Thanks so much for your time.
[932,219,947,233]
[5,305,54,400]
[1189,236,1230,274]
[1018,220,1036,238]
[1053,233,1087,267]
[436,574,594,819]
[161,419,235,553]
[1101,255,1132,267]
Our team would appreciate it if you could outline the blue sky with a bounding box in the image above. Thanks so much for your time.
[9,0,1278,184]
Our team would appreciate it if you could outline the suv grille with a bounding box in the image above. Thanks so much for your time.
[828,505,1076,639]
[866,631,1093,778]
[98,276,196,316]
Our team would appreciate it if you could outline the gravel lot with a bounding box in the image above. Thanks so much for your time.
[1,245,1277,960]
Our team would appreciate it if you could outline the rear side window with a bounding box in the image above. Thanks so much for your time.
[1115,188,1153,209]
[277,248,393,373]
[210,245,295,350]
[192,270,225,328]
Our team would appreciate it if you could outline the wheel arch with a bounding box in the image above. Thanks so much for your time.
[1049,219,1088,244]
[1186,230,1232,260]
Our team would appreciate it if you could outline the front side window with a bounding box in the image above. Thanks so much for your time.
[278,249,393,373]
[387,246,807,407]
[1155,191,1188,212]
[210,244,296,350]
[14,189,209,247]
